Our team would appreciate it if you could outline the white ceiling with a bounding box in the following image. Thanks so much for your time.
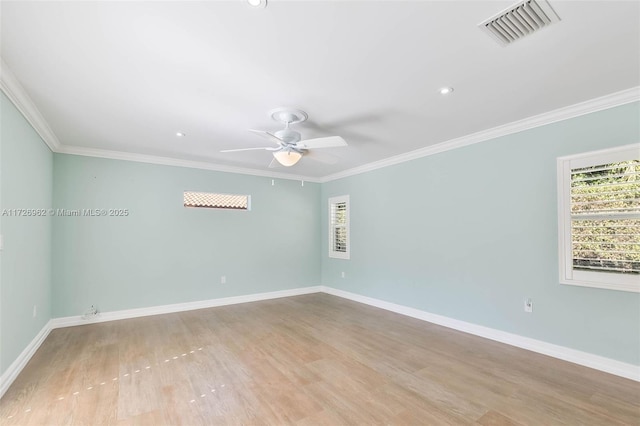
[1,1,639,180]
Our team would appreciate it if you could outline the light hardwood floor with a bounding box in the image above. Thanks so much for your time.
[1,293,638,425]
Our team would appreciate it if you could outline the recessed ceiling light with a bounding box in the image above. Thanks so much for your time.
[247,0,267,8]
[176,132,185,137]
[439,87,454,95]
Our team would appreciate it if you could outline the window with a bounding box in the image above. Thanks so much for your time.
[557,145,639,292]
[184,191,250,210]
[329,195,350,259]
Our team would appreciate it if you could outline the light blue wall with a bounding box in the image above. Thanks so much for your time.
[52,154,321,317]
[2,87,637,379]
[321,102,640,365]
[0,93,53,375]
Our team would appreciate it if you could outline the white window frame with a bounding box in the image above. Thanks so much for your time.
[557,144,639,292]
[329,195,350,260]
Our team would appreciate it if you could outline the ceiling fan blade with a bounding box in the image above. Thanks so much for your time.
[220,147,273,153]
[306,150,339,165]
[249,129,284,146]
[268,157,281,168]
[295,136,347,149]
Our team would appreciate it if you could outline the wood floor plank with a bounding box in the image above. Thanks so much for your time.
[589,392,640,424]
[1,293,638,425]
[476,410,522,426]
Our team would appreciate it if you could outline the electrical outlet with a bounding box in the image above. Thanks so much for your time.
[33,305,37,318]
[82,305,98,319]
[221,276,226,284]
[524,298,533,313]
[341,271,345,278]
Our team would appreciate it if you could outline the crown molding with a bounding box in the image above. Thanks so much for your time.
[52,87,640,183]
[56,144,321,183]
[2,53,637,183]
[0,58,61,151]
[0,57,318,183]
[319,86,640,183]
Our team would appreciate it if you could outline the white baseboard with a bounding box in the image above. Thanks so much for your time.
[50,286,323,329]
[0,320,52,399]
[3,284,637,401]
[320,286,640,382]
[1,286,321,399]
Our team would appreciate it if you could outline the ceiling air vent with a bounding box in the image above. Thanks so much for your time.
[479,0,560,46]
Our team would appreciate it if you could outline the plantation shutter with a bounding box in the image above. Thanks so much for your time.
[331,201,348,253]
[570,160,640,274]
[329,195,350,259]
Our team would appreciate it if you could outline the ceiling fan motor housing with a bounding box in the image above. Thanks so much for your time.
[274,129,302,144]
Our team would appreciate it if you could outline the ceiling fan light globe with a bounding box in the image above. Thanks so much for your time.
[273,150,302,167]
[247,0,266,7]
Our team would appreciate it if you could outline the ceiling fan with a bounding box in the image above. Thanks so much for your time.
[221,108,348,167]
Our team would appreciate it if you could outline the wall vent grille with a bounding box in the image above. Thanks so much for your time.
[479,0,560,46]
[184,191,250,210]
